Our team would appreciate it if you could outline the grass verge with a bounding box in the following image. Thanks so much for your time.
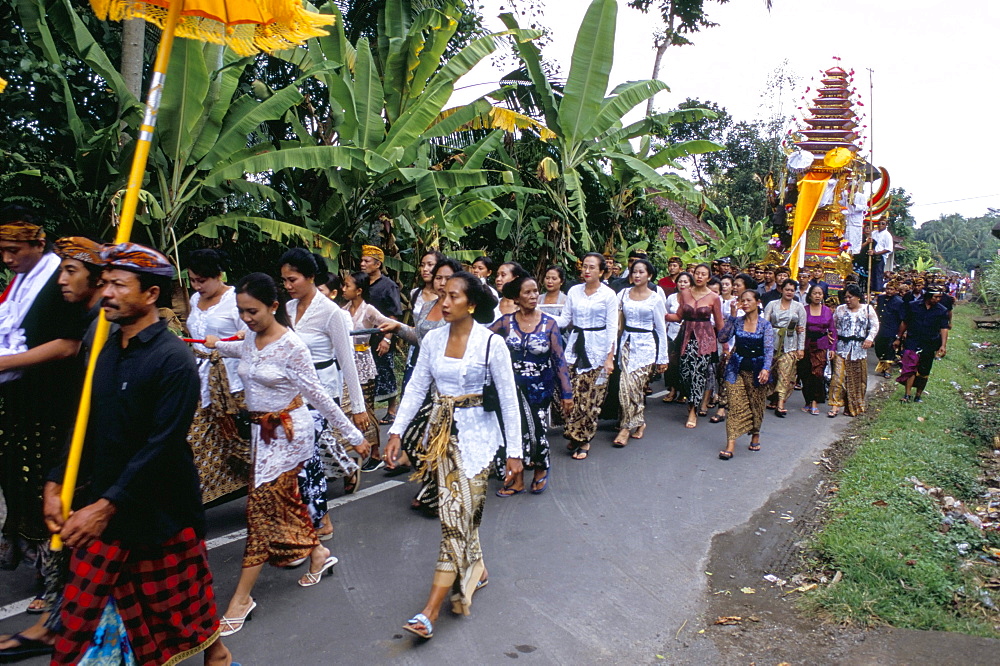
[803,303,1000,637]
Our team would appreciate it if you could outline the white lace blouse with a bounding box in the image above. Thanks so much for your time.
[618,287,669,372]
[555,283,619,368]
[286,293,364,412]
[187,288,245,407]
[217,330,362,487]
[343,301,393,384]
[833,304,880,361]
[388,323,522,478]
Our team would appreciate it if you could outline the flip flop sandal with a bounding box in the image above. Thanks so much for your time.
[496,485,525,497]
[476,578,489,591]
[403,613,433,640]
[25,595,48,615]
[571,448,589,460]
[709,414,726,423]
[748,443,761,451]
[379,414,395,425]
[0,633,53,659]
[530,472,549,494]
[718,451,733,460]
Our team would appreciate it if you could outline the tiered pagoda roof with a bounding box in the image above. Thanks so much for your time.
[794,67,861,159]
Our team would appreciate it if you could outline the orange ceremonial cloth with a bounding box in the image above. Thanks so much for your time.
[89,0,335,56]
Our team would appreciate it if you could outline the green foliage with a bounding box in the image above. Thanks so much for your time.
[805,306,1000,636]
[666,97,784,221]
[915,210,1000,272]
[701,207,771,267]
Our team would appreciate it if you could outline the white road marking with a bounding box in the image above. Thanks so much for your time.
[0,480,404,622]
[648,390,669,399]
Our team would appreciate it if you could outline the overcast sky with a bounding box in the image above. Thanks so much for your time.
[453,0,999,225]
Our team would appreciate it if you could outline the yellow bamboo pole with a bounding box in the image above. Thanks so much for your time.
[53,0,186,550]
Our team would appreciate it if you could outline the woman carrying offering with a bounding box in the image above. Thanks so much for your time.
[718,290,774,459]
[538,265,568,318]
[555,253,619,460]
[488,275,572,495]
[185,249,250,502]
[383,273,521,640]
[828,284,879,417]
[614,259,668,446]
[666,264,725,428]
[208,273,369,636]
[762,278,807,418]
[280,249,368,528]
[798,285,836,415]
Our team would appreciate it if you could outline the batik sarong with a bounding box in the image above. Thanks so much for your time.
[495,388,550,479]
[828,355,868,416]
[244,467,318,568]
[564,366,609,444]
[434,444,488,616]
[679,337,714,406]
[773,350,798,403]
[618,342,652,430]
[725,370,768,441]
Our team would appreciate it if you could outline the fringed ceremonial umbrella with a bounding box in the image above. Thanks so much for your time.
[53,0,335,550]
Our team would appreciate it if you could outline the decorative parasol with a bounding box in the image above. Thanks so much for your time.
[53,0,334,551]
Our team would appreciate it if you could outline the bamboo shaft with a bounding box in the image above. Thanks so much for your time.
[53,0,186,551]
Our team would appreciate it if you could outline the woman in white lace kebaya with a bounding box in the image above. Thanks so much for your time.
[555,253,619,459]
[280,249,368,530]
[614,260,669,446]
[384,272,521,641]
[207,273,369,637]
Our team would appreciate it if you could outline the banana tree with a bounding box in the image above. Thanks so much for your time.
[500,0,722,264]
[702,207,772,267]
[269,0,546,266]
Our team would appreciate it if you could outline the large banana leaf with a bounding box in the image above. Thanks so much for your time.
[158,39,210,177]
[558,0,616,144]
[202,146,374,188]
[190,51,250,163]
[180,213,340,257]
[499,13,561,134]
[454,131,505,171]
[645,139,725,169]
[589,80,669,139]
[354,38,386,151]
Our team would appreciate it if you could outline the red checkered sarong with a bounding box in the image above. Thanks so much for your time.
[53,527,220,666]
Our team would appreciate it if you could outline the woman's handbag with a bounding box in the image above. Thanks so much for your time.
[483,335,501,413]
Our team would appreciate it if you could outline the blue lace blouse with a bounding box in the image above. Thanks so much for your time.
[718,315,775,386]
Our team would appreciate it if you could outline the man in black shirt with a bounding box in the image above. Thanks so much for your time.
[894,288,950,403]
[45,242,233,666]
[362,244,404,426]
[0,209,86,575]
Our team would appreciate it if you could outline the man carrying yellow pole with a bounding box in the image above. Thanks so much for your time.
[45,243,237,665]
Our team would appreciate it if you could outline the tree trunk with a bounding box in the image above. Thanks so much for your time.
[121,18,145,100]
[644,36,669,117]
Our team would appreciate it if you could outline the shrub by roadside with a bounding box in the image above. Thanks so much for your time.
[804,303,1000,637]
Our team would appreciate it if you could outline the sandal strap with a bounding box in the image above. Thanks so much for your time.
[407,613,433,634]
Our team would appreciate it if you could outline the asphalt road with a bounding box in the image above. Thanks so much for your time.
[0,390,852,665]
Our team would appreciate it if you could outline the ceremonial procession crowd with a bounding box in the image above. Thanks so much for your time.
[0,204,961,663]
